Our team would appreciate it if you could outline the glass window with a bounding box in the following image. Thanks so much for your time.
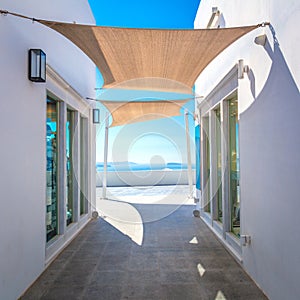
[66,110,73,226]
[214,106,222,222]
[203,117,211,213]
[229,98,240,237]
[80,117,88,215]
[46,99,58,242]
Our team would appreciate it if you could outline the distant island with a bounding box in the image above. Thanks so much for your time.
[96,161,195,172]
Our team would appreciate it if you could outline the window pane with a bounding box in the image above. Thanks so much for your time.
[46,99,58,242]
[229,98,240,237]
[215,106,222,222]
[66,110,73,226]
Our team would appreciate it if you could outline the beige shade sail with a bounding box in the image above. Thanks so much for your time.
[100,99,189,127]
[0,10,268,127]
[37,19,262,93]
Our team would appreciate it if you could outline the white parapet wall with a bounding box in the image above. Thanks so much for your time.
[96,170,196,187]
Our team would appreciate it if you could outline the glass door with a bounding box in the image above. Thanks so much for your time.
[66,109,73,226]
[214,106,222,222]
[229,98,240,237]
[46,99,58,242]
[203,117,211,213]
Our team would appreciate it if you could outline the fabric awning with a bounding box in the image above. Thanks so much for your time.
[100,99,189,127]
[0,10,267,127]
[1,10,267,92]
[37,19,262,93]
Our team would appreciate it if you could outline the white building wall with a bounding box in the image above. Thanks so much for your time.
[0,1,96,299]
[195,1,300,299]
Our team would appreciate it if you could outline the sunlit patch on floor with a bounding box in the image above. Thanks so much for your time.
[189,236,198,244]
[197,263,206,277]
[215,290,226,300]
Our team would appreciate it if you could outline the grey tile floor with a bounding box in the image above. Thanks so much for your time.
[21,203,268,300]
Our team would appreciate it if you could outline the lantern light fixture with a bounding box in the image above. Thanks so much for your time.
[254,34,267,46]
[93,108,100,124]
[28,49,46,82]
[238,59,249,79]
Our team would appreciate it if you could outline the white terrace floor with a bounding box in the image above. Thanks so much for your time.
[21,185,267,300]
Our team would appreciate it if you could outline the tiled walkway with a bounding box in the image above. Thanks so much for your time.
[21,188,267,300]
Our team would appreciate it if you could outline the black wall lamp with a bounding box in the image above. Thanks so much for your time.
[28,49,46,82]
[93,109,100,124]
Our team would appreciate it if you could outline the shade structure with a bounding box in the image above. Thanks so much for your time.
[100,99,189,127]
[37,19,261,93]
[0,10,266,92]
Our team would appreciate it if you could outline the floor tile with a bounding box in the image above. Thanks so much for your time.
[21,186,267,300]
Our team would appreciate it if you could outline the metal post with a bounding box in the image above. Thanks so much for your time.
[185,109,193,197]
[102,112,109,199]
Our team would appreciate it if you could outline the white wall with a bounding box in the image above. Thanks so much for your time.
[0,1,95,299]
[195,1,300,299]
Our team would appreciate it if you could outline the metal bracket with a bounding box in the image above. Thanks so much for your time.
[240,235,251,246]
[0,10,9,16]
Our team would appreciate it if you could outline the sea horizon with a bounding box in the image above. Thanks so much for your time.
[96,161,196,172]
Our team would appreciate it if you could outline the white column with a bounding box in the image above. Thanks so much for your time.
[102,112,109,199]
[185,109,193,197]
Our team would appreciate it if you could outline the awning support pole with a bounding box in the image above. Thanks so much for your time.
[102,112,109,199]
[185,109,193,197]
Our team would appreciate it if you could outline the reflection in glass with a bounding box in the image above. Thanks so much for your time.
[229,98,240,237]
[66,110,73,226]
[215,106,222,222]
[46,99,58,242]
[203,117,210,213]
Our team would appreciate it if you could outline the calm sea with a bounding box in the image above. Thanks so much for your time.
[96,162,195,172]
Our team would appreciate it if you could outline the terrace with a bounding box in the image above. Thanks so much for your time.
[21,186,267,300]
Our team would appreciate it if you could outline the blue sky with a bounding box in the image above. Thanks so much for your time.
[88,0,200,164]
[88,0,200,29]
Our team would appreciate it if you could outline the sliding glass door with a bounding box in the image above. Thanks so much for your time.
[66,109,74,226]
[214,106,222,222]
[46,99,58,242]
[229,98,240,237]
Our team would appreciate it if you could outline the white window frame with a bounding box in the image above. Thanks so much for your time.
[198,64,242,259]
[45,65,91,265]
